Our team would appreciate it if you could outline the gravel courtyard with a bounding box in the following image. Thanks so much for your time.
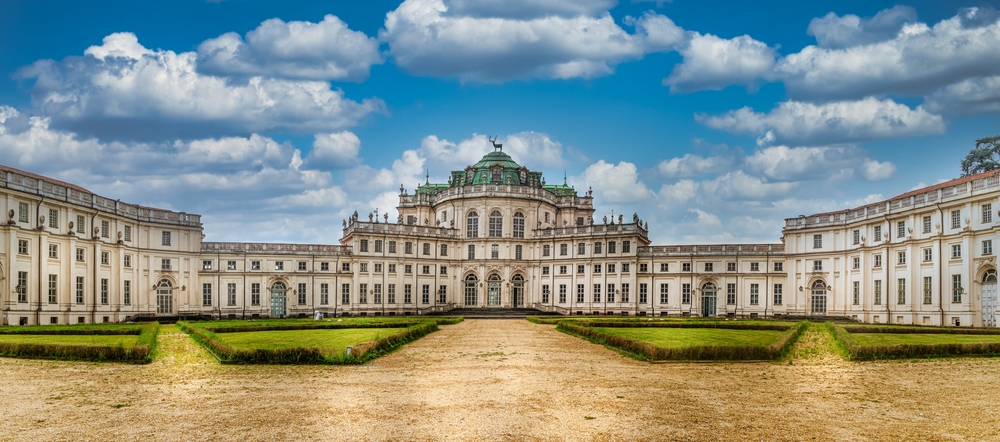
[1,319,999,441]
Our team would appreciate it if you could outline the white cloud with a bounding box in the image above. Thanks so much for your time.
[696,97,945,146]
[196,15,383,82]
[305,131,362,170]
[778,9,1000,100]
[16,32,385,141]
[861,159,895,181]
[657,153,735,178]
[744,145,894,182]
[807,5,917,49]
[664,32,776,93]
[442,0,617,19]
[570,160,652,203]
[381,0,683,82]
[924,75,1000,115]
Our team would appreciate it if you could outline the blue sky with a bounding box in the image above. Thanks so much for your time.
[1,0,999,244]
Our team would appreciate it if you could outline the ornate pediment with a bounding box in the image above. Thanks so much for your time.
[976,256,996,271]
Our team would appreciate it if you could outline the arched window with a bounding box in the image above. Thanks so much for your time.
[985,269,997,283]
[492,166,502,183]
[156,279,173,315]
[513,212,524,238]
[489,210,503,237]
[464,274,478,307]
[467,211,479,238]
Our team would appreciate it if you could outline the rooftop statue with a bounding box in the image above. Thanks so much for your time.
[488,135,503,152]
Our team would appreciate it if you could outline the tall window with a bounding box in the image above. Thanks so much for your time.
[389,241,396,253]
[124,280,131,305]
[48,274,58,304]
[621,283,629,303]
[76,276,84,304]
[373,284,382,304]
[386,284,395,304]
[15,272,28,302]
[161,231,171,246]
[422,285,430,304]
[623,241,631,253]
[251,283,261,305]
[360,283,368,303]
[897,278,906,304]
[607,284,615,302]
[542,285,550,303]
[922,216,932,233]
[750,284,759,305]
[853,257,860,269]
[952,244,962,258]
[321,284,330,305]
[405,242,413,254]
[578,243,586,255]
[897,251,906,265]
[203,283,213,306]
[773,284,783,305]
[853,229,860,244]
[342,283,351,304]
[682,284,691,304]
[726,283,736,305]
[101,220,109,238]
[489,210,503,237]
[578,284,586,303]
[299,283,307,304]
[952,275,962,302]
[560,244,568,256]
[951,210,961,229]
[48,244,58,258]
[515,245,522,260]
[76,215,85,234]
[813,234,822,248]
[441,244,448,256]
[986,240,994,255]
[594,242,602,254]
[559,285,567,303]
[897,221,906,237]
[874,225,882,241]
[374,240,383,253]
[439,285,447,304]
[853,281,859,305]
[48,208,58,228]
[984,203,993,224]
[100,278,109,305]
[360,240,369,252]
[874,280,882,305]
[543,245,550,256]
[873,254,882,267]
[660,284,668,303]
[923,277,932,304]
[513,212,524,238]
[593,284,600,303]
[468,244,476,259]
[124,225,131,242]
[491,244,499,259]
[18,202,28,222]
[467,211,479,238]
[608,241,616,254]
[227,283,236,306]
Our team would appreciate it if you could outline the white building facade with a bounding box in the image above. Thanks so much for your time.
[1,155,997,327]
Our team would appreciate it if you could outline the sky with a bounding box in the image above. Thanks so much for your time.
[1,0,999,245]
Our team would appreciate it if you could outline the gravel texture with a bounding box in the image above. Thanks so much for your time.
[1,320,999,441]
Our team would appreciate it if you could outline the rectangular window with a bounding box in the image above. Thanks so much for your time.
[203,260,213,270]
[387,284,395,304]
[252,261,261,270]
[76,276,84,304]
[491,244,499,259]
[659,283,668,304]
[76,214,85,234]
[48,274,57,304]
[389,241,396,253]
[439,285,447,304]
[726,283,736,305]
[578,284,585,303]
[682,284,691,304]
[683,263,692,272]
[48,244,58,258]
[342,262,350,272]
[76,248,85,262]
[986,240,995,255]
[874,225,882,241]
[161,231,171,246]
[622,263,630,273]
[468,244,476,259]
[592,264,600,274]
[422,265,430,275]
[252,283,261,305]
[297,261,307,271]
[952,244,962,259]
[162,258,171,271]
[542,285,550,303]
[17,240,28,255]
[423,243,431,255]
[608,264,616,273]
[813,260,822,271]
[639,263,647,273]
[897,278,906,304]
[440,244,448,256]
[874,280,882,305]
[727,262,736,272]
[227,260,237,270]
[101,220,109,238]
[18,202,28,222]
[374,263,382,273]
[124,280,131,305]
[360,283,368,303]
[774,262,783,272]
[578,265,585,274]
[873,254,882,267]
[543,266,550,275]
[559,265,567,275]
[227,283,236,306]
[373,284,381,304]
[48,208,58,228]
[361,262,368,272]
[388,264,396,273]
[559,285,567,303]
[15,271,27,302]
[298,283,307,305]
[404,264,412,274]
[623,241,631,253]
[951,210,961,229]
[203,283,212,306]
[608,241,616,254]
[897,251,906,265]
[514,244,522,260]
[923,277,932,305]
[607,284,615,303]
[813,234,822,248]
[922,215,932,233]
[594,242,602,254]
[405,242,413,254]
[467,214,479,238]
[124,225,131,242]
[750,284,759,305]
[422,285,430,304]
[560,244,568,256]
[543,245,550,257]
[342,283,351,304]
[897,221,906,238]
[320,283,329,305]
[773,284,783,305]
[660,263,668,272]
[374,240,383,253]
[853,281,860,305]
[440,265,447,275]
[705,263,713,272]
[593,284,600,303]
[101,252,110,265]
[853,229,860,245]
[985,203,993,224]
[404,284,412,304]
[578,243,586,255]
[853,257,860,269]
[360,239,369,252]
[750,263,759,272]
[953,275,962,302]
[100,278,109,305]
[923,248,933,262]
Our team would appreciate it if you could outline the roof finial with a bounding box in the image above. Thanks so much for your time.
[563,171,567,186]
[425,169,429,185]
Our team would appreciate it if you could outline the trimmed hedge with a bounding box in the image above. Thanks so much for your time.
[0,322,159,363]
[557,321,807,361]
[832,324,1000,360]
[842,325,1000,335]
[177,320,441,364]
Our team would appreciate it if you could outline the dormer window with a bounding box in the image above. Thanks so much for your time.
[492,166,502,183]
[466,168,473,183]
[519,169,526,184]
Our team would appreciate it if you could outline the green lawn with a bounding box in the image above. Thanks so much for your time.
[591,327,787,348]
[852,333,1000,346]
[0,334,140,346]
[214,328,407,355]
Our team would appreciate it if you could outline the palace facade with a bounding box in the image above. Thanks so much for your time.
[1,152,998,327]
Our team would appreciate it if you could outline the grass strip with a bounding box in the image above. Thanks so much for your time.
[557,321,807,361]
[0,322,159,363]
[831,324,1000,360]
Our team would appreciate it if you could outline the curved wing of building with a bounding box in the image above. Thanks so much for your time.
[2,155,996,327]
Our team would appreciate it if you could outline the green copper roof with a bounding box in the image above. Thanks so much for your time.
[410,149,581,198]
[472,151,522,169]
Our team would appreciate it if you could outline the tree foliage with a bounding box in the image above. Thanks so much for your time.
[962,135,1000,176]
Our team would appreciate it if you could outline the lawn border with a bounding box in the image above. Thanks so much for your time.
[0,322,159,363]
[830,323,1000,360]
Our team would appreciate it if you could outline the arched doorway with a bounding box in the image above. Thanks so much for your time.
[983,269,997,327]
[464,274,478,307]
[155,279,173,315]
[487,274,501,307]
[511,274,525,308]
[270,282,287,318]
[701,283,717,317]
[811,280,827,315]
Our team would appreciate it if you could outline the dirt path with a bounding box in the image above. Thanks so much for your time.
[1,320,998,441]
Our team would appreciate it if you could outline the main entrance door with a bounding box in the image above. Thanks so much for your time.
[811,280,827,315]
[270,282,286,318]
[983,270,997,327]
[511,274,524,308]
[156,280,173,315]
[701,283,717,317]
[487,274,501,307]
[464,274,478,307]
